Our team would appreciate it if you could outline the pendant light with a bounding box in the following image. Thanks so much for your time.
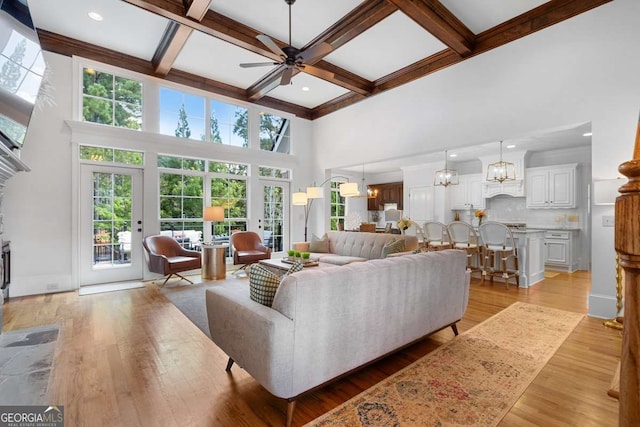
[434,150,459,187]
[486,141,516,183]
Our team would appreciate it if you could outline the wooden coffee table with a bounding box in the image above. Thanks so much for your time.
[258,258,320,276]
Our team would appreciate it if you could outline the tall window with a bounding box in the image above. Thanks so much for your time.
[210,161,248,239]
[158,156,205,248]
[260,113,290,154]
[330,181,346,230]
[82,68,142,129]
[159,88,205,141]
[210,99,248,147]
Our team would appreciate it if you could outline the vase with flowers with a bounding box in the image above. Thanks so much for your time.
[397,217,413,234]
[474,209,486,226]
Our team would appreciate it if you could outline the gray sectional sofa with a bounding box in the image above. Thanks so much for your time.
[206,249,470,426]
[295,230,419,265]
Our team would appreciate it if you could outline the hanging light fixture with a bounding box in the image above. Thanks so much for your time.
[486,140,516,183]
[434,150,459,187]
[351,165,378,198]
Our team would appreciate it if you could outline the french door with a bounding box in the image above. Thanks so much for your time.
[79,164,143,286]
[260,180,289,255]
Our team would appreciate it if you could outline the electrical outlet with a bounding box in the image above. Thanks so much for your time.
[602,216,615,227]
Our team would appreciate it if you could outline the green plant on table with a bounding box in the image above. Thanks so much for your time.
[287,249,295,257]
[302,252,310,260]
[294,250,301,258]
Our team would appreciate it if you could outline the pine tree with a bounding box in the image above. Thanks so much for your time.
[210,110,222,143]
[175,104,191,138]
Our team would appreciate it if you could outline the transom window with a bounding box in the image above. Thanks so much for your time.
[259,113,290,154]
[82,68,142,129]
[80,145,143,165]
[258,166,291,179]
[210,99,248,147]
[159,87,205,140]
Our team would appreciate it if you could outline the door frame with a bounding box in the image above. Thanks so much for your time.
[258,179,290,256]
[75,162,144,286]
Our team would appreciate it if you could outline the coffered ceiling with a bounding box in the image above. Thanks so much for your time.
[30,0,611,120]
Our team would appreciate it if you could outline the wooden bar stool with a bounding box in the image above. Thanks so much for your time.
[447,221,481,272]
[478,221,519,289]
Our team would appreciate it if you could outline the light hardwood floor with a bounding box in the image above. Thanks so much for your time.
[3,271,620,426]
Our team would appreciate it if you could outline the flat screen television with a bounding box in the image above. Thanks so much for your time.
[0,0,45,151]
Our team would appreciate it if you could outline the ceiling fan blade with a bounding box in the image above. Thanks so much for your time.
[280,67,294,86]
[257,34,286,59]
[297,42,333,63]
[299,64,335,81]
[240,62,280,68]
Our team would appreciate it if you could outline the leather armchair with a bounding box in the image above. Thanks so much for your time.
[143,235,202,286]
[230,231,271,267]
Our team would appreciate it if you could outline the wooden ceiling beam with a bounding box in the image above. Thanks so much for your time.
[152,21,193,76]
[36,30,313,120]
[312,0,613,119]
[386,0,474,56]
[183,0,211,21]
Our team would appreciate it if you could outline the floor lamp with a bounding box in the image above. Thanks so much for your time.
[204,206,225,244]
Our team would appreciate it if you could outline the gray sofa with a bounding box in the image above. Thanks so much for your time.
[206,249,470,426]
[295,231,419,265]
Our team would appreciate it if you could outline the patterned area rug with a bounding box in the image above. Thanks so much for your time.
[306,302,583,427]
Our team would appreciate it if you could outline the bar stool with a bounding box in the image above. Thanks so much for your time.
[423,221,452,251]
[447,221,481,272]
[478,221,519,289]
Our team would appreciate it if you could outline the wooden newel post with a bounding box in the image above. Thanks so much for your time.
[616,115,640,426]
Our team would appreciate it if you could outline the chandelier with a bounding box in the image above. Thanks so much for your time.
[434,150,459,187]
[486,141,516,183]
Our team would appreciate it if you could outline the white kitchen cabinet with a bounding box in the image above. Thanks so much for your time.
[449,174,484,210]
[526,164,577,208]
[543,229,580,272]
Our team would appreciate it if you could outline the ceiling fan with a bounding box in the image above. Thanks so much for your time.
[240,0,334,86]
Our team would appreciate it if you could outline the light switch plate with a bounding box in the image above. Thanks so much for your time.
[603,216,615,227]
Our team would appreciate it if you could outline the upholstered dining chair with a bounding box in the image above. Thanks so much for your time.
[143,235,202,287]
[447,221,481,272]
[478,221,519,289]
[423,221,452,251]
[359,223,376,233]
[230,231,272,269]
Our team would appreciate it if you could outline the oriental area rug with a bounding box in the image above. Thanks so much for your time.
[306,302,583,427]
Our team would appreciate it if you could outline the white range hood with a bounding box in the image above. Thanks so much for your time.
[478,150,528,198]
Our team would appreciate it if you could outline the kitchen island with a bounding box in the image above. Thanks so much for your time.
[511,229,546,287]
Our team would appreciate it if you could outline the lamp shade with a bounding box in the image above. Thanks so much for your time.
[203,206,224,221]
[339,182,359,197]
[292,192,308,205]
[306,186,324,199]
[594,178,622,205]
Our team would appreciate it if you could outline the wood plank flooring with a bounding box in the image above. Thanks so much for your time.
[3,270,620,426]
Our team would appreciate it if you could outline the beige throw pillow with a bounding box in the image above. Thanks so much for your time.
[309,233,329,253]
[382,239,405,258]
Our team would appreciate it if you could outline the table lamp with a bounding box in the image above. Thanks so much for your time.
[204,206,225,244]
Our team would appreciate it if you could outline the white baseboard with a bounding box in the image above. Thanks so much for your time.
[588,293,618,319]
[10,274,76,298]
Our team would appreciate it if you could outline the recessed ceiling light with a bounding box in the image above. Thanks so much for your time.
[506,144,516,149]
[88,11,103,21]
[583,132,592,136]
[449,153,457,158]
[301,86,310,92]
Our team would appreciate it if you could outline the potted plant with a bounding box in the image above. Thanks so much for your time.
[302,252,310,262]
[287,249,295,260]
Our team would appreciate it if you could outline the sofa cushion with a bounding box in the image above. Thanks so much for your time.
[309,233,329,253]
[249,261,303,306]
[382,239,405,258]
[317,255,367,265]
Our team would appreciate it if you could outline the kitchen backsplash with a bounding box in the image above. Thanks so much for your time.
[455,195,582,229]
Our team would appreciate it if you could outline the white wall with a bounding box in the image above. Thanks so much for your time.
[311,0,640,318]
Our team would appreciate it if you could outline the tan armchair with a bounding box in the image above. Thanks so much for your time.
[230,231,271,268]
[143,235,202,286]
